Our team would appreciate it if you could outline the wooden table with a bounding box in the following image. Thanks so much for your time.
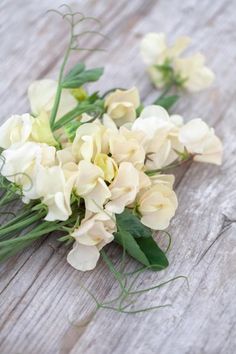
[1,1,236,353]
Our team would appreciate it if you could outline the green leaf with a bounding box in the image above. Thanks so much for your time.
[154,95,179,110]
[115,230,150,267]
[135,237,169,270]
[114,229,169,271]
[116,209,152,238]
[64,63,86,81]
[62,68,104,88]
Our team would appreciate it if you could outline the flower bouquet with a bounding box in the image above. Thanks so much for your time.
[0,7,222,310]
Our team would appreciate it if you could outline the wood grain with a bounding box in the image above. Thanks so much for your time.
[0,0,236,353]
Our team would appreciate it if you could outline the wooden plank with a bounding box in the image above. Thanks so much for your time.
[0,0,235,353]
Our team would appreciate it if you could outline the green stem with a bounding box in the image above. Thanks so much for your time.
[0,211,45,236]
[101,250,128,295]
[0,209,32,229]
[49,26,74,129]
[153,81,175,105]
[53,102,101,131]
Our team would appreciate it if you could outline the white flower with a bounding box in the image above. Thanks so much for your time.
[140,32,190,66]
[31,110,58,146]
[67,212,116,271]
[106,162,140,214]
[104,88,140,127]
[74,160,111,212]
[140,32,214,91]
[72,121,107,162]
[0,114,33,149]
[137,183,178,230]
[0,142,73,220]
[28,79,77,120]
[36,163,76,221]
[179,118,223,165]
[174,54,215,92]
[0,142,56,198]
[132,105,183,169]
[109,127,146,169]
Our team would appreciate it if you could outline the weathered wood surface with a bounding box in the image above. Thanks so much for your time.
[0,0,236,353]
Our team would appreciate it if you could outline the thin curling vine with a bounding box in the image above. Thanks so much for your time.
[48,4,107,129]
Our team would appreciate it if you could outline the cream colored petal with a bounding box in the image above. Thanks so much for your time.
[174,54,215,92]
[75,160,104,196]
[31,110,57,146]
[44,192,71,221]
[150,174,175,188]
[28,79,77,120]
[106,162,140,214]
[179,118,209,152]
[102,114,118,132]
[0,114,33,149]
[85,178,111,213]
[67,242,100,271]
[193,134,223,165]
[167,36,191,58]
[140,105,170,121]
[105,87,140,108]
[140,32,167,65]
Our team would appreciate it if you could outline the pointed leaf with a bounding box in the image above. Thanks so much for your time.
[116,209,152,238]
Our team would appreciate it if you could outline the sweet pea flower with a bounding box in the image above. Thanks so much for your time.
[132,105,184,169]
[72,121,108,162]
[0,142,56,199]
[104,88,140,127]
[106,162,140,214]
[109,127,146,169]
[74,160,111,212]
[140,32,214,92]
[0,114,33,149]
[28,79,77,120]
[141,32,190,66]
[35,165,74,221]
[67,212,116,271]
[174,54,215,92]
[179,118,223,165]
[137,183,178,230]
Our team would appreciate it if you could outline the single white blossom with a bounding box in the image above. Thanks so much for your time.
[106,162,140,214]
[72,121,108,162]
[0,114,33,149]
[179,118,223,165]
[109,127,146,169]
[174,54,215,92]
[36,165,74,221]
[0,142,56,200]
[74,160,111,213]
[105,88,140,127]
[132,105,184,169]
[138,182,178,230]
[67,211,116,271]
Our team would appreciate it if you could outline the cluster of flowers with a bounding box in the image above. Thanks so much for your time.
[141,32,215,91]
[0,32,222,272]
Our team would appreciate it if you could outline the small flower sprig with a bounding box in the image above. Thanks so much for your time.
[140,32,215,109]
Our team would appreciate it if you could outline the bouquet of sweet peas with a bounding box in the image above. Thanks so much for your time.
[0,9,222,276]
